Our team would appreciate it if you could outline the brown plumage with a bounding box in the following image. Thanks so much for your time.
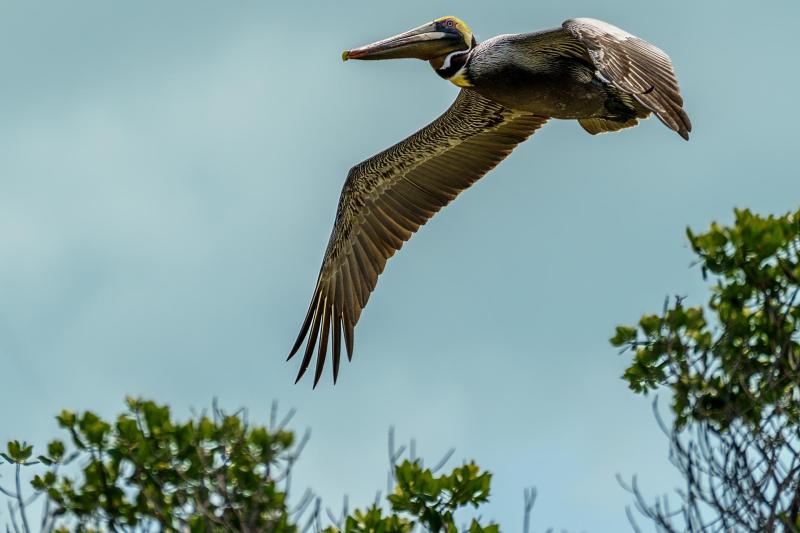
[562,18,692,139]
[289,16,691,386]
[466,19,691,140]
[289,90,547,386]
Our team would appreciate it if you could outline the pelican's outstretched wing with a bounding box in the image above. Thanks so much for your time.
[562,18,692,140]
[289,89,548,386]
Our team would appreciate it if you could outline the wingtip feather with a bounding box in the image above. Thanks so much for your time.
[343,318,355,362]
[288,285,321,360]
[295,305,322,385]
[332,312,342,384]
[313,305,332,388]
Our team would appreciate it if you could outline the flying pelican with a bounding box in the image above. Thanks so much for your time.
[289,16,691,386]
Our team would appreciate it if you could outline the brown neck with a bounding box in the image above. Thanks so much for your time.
[429,56,446,70]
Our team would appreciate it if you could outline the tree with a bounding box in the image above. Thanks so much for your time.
[0,398,534,532]
[612,208,800,531]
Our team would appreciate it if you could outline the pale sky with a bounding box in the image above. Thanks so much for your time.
[2,1,799,530]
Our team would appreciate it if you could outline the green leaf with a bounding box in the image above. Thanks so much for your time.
[48,440,66,461]
[56,410,76,428]
[610,325,638,346]
[5,440,33,463]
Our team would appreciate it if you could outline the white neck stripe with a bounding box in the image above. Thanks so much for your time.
[442,50,466,70]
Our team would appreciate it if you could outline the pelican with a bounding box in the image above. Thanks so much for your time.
[289,16,691,386]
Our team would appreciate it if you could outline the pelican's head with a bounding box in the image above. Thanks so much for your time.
[342,16,475,66]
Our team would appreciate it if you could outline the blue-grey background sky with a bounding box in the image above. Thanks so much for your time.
[1,0,799,530]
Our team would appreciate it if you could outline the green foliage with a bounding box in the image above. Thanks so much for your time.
[2,399,504,532]
[322,461,497,533]
[387,461,494,533]
[334,506,415,533]
[612,208,800,428]
[324,460,499,533]
[24,398,298,532]
[2,440,34,464]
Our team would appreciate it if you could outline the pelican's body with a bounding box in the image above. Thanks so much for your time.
[289,17,692,386]
[471,35,614,118]
[468,32,635,120]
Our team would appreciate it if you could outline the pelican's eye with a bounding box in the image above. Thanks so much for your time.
[446,19,454,28]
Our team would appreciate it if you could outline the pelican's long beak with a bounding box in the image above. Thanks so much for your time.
[342,22,464,61]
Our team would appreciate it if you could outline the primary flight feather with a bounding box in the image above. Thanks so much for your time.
[289,16,691,386]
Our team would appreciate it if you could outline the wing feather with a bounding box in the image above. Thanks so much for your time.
[289,89,548,386]
[562,18,692,140]
[314,302,331,386]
